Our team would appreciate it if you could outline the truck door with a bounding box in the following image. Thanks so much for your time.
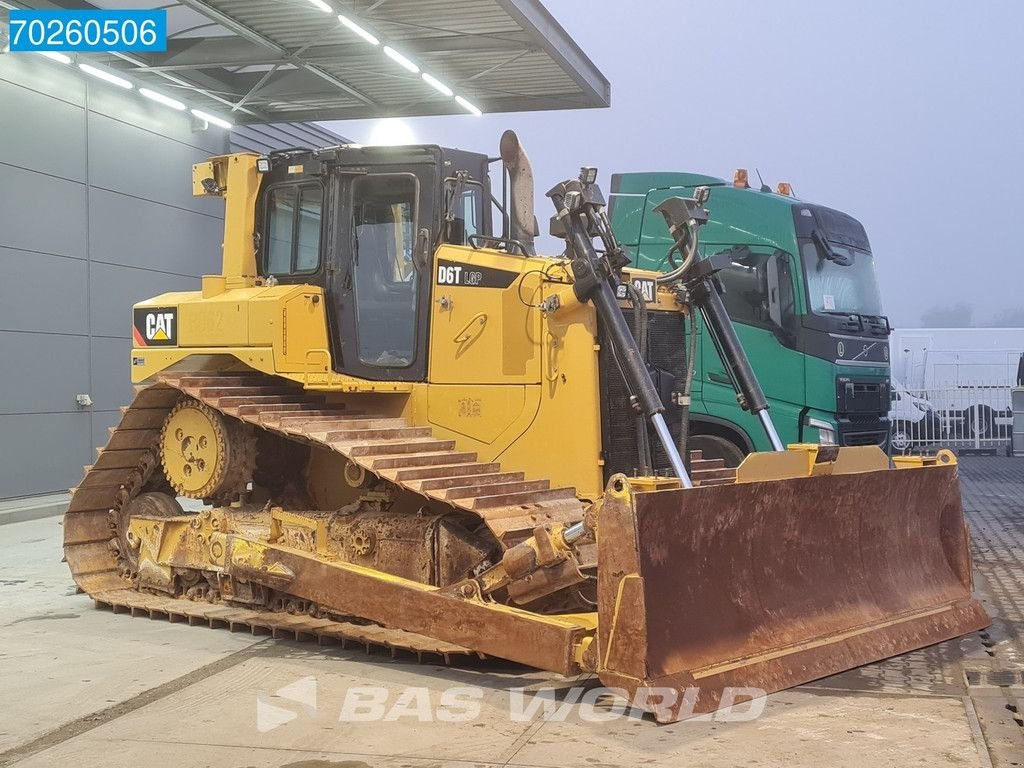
[700,247,806,447]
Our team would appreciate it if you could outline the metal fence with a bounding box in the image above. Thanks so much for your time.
[890,381,1014,454]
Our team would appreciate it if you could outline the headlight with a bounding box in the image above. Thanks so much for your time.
[804,416,837,446]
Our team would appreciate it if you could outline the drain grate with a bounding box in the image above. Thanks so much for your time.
[964,669,1022,687]
[988,670,1022,687]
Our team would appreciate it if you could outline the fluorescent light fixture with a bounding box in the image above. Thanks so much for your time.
[39,51,72,64]
[338,14,379,45]
[191,108,232,130]
[421,72,453,97]
[383,46,419,73]
[455,95,482,116]
[307,0,332,11]
[140,87,185,110]
[78,63,132,89]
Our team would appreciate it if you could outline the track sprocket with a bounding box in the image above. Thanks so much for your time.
[160,398,255,501]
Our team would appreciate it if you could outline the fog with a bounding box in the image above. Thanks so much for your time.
[325,0,1024,328]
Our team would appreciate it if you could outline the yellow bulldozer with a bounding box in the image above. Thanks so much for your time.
[64,131,988,722]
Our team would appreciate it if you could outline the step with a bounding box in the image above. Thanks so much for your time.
[443,479,550,501]
[302,418,406,437]
[173,375,269,389]
[322,426,433,442]
[234,402,326,417]
[392,462,502,483]
[261,409,355,425]
[472,487,578,510]
[369,452,478,471]
[416,471,525,492]
[197,386,297,399]
[691,467,736,481]
[216,394,323,409]
[690,457,727,471]
[346,439,457,458]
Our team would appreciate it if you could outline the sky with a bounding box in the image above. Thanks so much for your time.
[325,0,1024,328]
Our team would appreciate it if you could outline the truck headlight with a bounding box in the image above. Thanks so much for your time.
[804,416,837,446]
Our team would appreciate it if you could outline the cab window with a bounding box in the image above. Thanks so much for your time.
[716,246,772,327]
[461,185,481,241]
[352,174,418,367]
[264,183,323,275]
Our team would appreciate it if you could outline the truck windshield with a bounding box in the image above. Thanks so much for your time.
[800,240,883,316]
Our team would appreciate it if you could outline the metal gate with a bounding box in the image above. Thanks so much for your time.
[890,381,1013,454]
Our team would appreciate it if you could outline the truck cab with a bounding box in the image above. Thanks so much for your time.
[610,171,891,460]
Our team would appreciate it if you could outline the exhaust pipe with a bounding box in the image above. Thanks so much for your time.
[499,130,537,255]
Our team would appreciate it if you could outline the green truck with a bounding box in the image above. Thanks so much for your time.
[609,171,892,464]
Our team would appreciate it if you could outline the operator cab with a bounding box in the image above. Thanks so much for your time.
[253,144,493,382]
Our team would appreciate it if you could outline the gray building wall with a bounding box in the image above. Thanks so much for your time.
[0,54,227,500]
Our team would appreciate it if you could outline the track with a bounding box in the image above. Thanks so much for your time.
[63,370,588,659]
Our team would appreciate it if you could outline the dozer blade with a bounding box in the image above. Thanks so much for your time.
[593,460,990,723]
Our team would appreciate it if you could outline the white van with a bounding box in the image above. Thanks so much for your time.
[888,378,941,452]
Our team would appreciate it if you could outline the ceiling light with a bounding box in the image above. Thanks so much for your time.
[455,95,482,116]
[421,72,453,97]
[78,63,133,89]
[383,46,419,73]
[140,87,185,110]
[308,0,332,11]
[191,108,232,129]
[338,14,379,45]
[39,51,72,64]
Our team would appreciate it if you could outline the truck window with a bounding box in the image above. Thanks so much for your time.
[715,247,772,327]
[352,174,419,367]
[264,183,323,275]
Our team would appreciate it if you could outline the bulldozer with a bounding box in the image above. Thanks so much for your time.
[63,131,988,722]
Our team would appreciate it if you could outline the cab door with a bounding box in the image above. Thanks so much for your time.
[699,247,806,447]
[327,163,437,381]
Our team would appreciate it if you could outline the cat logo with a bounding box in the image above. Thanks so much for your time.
[632,278,656,304]
[133,307,178,347]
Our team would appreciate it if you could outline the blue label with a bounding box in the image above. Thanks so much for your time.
[9,10,167,53]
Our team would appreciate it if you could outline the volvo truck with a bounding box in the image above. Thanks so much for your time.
[609,171,891,464]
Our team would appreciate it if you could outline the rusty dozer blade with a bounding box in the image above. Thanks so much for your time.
[592,455,990,723]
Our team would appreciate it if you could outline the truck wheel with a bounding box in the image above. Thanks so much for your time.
[687,434,747,468]
[967,406,995,439]
[890,422,912,454]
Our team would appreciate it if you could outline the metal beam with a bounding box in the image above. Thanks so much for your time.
[173,0,380,108]
[143,33,537,73]
[1,0,272,119]
[239,92,596,124]
[495,0,610,107]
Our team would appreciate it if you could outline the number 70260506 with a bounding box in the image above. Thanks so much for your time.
[8,10,166,53]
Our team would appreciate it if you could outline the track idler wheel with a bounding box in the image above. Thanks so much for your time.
[160,398,255,501]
